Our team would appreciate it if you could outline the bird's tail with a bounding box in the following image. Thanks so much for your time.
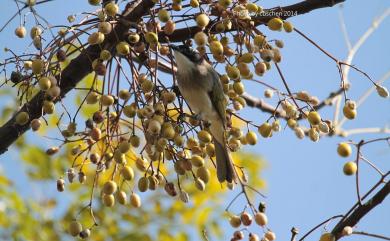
[214,137,236,183]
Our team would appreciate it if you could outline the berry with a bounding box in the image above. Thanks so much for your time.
[191,155,205,167]
[116,41,130,55]
[15,26,26,38]
[103,194,115,207]
[258,122,272,138]
[245,131,257,145]
[130,193,141,207]
[103,180,117,194]
[265,231,276,241]
[283,21,294,32]
[121,166,134,181]
[240,212,252,226]
[195,178,206,191]
[229,215,242,228]
[196,14,209,28]
[194,31,208,46]
[198,130,212,143]
[88,0,100,5]
[308,111,321,125]
[196,166,210,183]
[267,18,283,31]
[164,20,176,35]
[88,32,105,45]
[337,142,352,157]
[254,212,268,226]
[98,21,112,34]
[69,221,82,237]
[343,161,357,176]
[138,176,149,192]
[79,229,91,239]
[158,9,170,22]
[30,118,41,131]
[343,105,357,120]
[319,233,335,241]
[104,2,119,17]
[145,32,158,44]
[32,59,45,75]
[210,41,223,56]
[116,191,127,205]
[15,112,29,125]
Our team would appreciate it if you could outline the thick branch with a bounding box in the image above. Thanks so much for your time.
[331,180,390,240]
[0,0,155,155]
[160,0,345,43]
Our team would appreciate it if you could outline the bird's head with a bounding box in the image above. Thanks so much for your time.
[170,44,203,70]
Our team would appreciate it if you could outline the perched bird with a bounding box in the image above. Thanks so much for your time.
[170,44,236,183]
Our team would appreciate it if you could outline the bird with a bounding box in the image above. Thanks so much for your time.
[170,44,236,183]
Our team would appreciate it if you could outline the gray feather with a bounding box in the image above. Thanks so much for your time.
[214,137,235,183]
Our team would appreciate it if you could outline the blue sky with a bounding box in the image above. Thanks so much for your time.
[0,0,389,240]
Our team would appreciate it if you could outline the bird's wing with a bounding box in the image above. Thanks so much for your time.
[207,67,227,127]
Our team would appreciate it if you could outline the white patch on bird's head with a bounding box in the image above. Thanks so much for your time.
[173,50,196,73]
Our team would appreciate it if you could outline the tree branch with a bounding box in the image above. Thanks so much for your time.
[160,0,345,43]
[331,180,390,240]
[0,0,155,155]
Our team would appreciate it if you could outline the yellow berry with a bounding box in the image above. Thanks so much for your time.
[239,53,254,63]
[254,212,268,226]
[145,32,158,44]
[308,111,321,126]
[337,142,352,157]
[116,191,127,205]
[15,26,26,38]
[103,180,117,195]
[130,193,141,207]
[319,233,335,241]
[104,2,119,17]
[196,14,209,28]
[245,131,257,145]
[283,21,294,32]
[194,178,205,191]
[190,0,199,7]
[343,161,357,176]
[138,176,149,192]
[88,32,105,45]
[98,21,112,34]
[233,82,245,95]
[128,33,140,43]
[88,0,100,5]
[38,77,51,90]
[265,231,276,241]
[191,155,205,167]
[116,41,130,55]
[158,9,170,22]
[32,59,45,75]
[198,130,212,143]
[343,105,357,120]
[15,112,29,125]
[229,215,242,228]
[196,166,210,183]
[258,122,272,138]
[226,65,240,80]
[102,194,115,207]
[194,31,208,46]
[267,18,283,31]
[69,221,82,237]
[129,135,140,147]
[210,41,223,56]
